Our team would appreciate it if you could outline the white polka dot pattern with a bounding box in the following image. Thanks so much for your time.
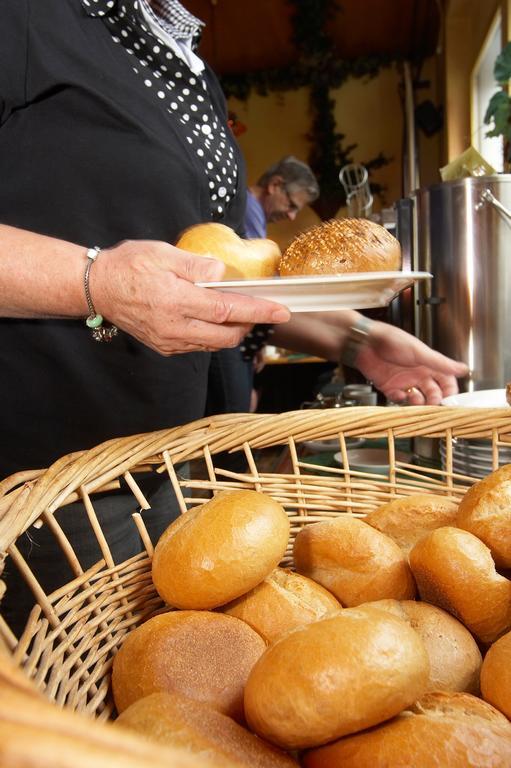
[83,0,238,219]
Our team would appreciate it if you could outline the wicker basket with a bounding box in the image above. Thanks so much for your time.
[0,406,510,762]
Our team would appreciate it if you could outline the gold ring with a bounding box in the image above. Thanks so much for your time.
[406,386,418,394]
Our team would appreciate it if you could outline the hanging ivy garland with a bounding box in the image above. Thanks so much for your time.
[220,0,400,220]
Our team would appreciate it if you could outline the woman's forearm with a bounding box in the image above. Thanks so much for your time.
[270,310,363,361]
[0,224,87,318]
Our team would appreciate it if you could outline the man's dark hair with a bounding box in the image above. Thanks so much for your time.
[258,156,320,201]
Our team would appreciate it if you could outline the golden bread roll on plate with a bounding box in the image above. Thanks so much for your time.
[356,598,482,693]
[481,628,511,720]
[409,526,511,643]
[220,567,341,643]
[365,493,459,556]
[176,222,280,279]
[244,608,429,750]
[302,691,511,768]
[115,691,298,768]
[457,464,511,569]
[278,217,401,276]
[293,516,416,606]
[112,610,266,722]
[152,490,290,609]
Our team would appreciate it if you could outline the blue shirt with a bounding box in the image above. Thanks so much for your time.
[244,190,267,238]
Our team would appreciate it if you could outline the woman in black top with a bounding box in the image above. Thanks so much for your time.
[0,0,291,633]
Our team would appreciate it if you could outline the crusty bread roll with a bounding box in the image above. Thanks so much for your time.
[457,464,511,569]
[356,598,482,693]
[365,494,459,556]
[244,609,429,750]
[115,691,298,768]
[176,222,281,279]
[220,567,341,643]
[112,610,266,721]
[293,517,416,606]
[152,490,290,609]
[302,691,511,768]
[409,526,511,644]
[278,217,401,276]
[481,628,511,719]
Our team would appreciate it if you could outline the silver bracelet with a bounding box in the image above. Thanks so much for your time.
[84,247,118,342]
[339,316,373,368]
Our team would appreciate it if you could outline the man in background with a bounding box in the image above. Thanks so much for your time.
[245,155,319,238]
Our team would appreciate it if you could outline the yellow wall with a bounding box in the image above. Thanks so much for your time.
[227,0,511,248]
[229,60,443,250]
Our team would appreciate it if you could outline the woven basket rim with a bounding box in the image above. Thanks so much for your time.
[1,405,510,556]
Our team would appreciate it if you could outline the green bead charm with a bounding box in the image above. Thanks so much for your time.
[86,314,104,329]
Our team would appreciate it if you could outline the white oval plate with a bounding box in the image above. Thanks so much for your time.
[301,437,365,453]
[197,271,431,313]
[441,389,508,407]
[333,447,411,473]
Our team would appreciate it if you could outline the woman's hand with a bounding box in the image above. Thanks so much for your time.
[355,321,469,405]
[91,240,290,355]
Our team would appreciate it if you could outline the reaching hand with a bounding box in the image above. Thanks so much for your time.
[355,321,469,405]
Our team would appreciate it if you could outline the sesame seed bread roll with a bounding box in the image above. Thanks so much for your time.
[152,490,290,610]
[115,691,298,768]
[409,526,511,644]
[244,609,429,750]
[220,567,342,643]
[278,218,401,276]
[303,692,511,768]
[457,464,511,569]
[293,516,416,606]
[356,598,482,693]
[365,494,459,556]
[480,629,511,720]
[112,611,266,722]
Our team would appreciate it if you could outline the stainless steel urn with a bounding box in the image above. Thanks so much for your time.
[396,175,511,392]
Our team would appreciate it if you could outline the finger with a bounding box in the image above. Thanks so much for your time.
[170,319,254,351]
[170,247,227,283]
[415,379,444,405]
[177,280,291,325]
[410,342,469,377]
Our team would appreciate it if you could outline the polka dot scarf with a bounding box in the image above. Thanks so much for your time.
[81,0,238,219]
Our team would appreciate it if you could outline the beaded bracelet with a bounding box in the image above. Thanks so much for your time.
[84,247,118,342]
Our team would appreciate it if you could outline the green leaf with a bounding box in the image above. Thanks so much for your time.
[484,90,510,124]
[494,41,511,84]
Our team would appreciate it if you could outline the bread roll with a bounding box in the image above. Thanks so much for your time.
[220,567,341,643]
[457,464,511,569]
[293,516,416,606]
[303,691,511,768]
[176,222,281,279]
[365,494,459,556]
[244,609,429,750]
[481,629,511,719]
[278,218,401,276]
[152,490,290,609]
[356,598,482,693]
[409,526,511,643]
[112,610,266,721]
[115,691,298,768]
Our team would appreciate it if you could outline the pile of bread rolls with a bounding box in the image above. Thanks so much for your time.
[176,218,401,280]
[111,469,511,767]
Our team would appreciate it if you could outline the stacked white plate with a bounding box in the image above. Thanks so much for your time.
[440,389,511,477]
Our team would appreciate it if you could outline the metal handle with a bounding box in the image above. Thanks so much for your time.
[475,188,511,224]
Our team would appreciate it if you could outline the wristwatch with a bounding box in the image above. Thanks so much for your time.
[339,316,374,369]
